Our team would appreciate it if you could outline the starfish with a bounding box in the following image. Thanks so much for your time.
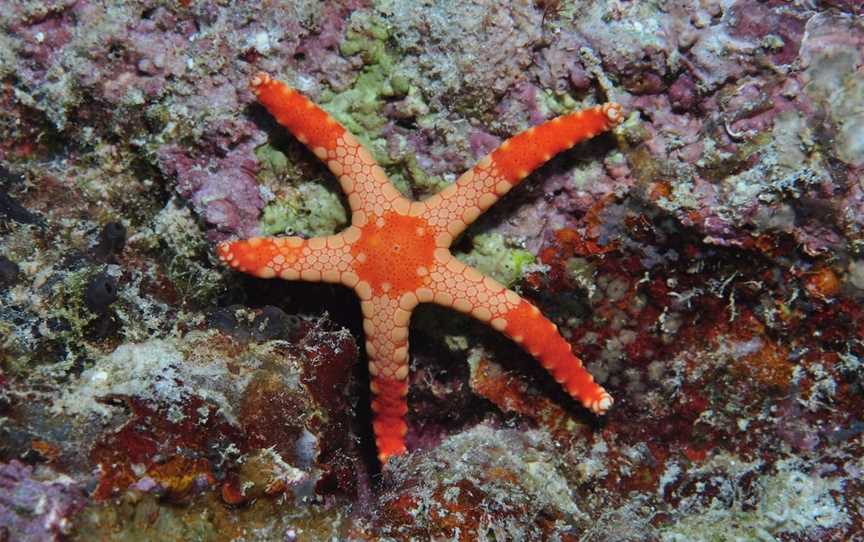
[218,72,624,463]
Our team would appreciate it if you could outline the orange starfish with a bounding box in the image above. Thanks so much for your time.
[218,72,624,463]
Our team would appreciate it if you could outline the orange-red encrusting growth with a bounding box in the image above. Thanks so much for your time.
[219,72,624,463]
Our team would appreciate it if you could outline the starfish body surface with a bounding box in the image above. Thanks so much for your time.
[218,72,624,463]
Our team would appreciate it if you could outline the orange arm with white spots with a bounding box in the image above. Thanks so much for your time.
[422,103,624,242]
[420,254,613,414]
[250,72,407,217]
[216,233,357,283]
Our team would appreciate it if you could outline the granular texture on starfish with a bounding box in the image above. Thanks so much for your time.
[218,72,624,463]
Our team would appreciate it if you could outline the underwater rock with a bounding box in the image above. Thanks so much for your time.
[371,425,586,540]
[0,460,87,541]
[0,255,19,289]
[0,1,862,539]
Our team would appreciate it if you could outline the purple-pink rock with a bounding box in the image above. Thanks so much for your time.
[0,461,87,541]
[669,75,696,111]
[157,126,266,240]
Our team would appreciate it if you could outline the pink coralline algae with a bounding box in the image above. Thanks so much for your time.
[0,460,87,541]
[668,75,697,112]
[157,131,266,240]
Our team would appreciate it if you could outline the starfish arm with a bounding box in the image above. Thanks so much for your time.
[421,103,624,242]
[216,234,357,283]
[360,293,417,463]
[421,255,613,414]
[250,72,407,216]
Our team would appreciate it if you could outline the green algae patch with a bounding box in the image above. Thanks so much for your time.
[319,12,435,197]
[394,152,448,195]
[538,88,583,117]
[259,186,347,238]
[455,233,535,287]
[255,142,290,173]
[321,12,407,164]
[254,143,348,237]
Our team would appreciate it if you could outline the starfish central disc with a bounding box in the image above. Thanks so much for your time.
[352,211,436,297]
